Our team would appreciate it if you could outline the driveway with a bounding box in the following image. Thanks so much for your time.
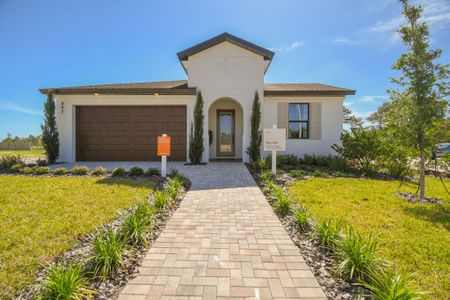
[119,162,326,299]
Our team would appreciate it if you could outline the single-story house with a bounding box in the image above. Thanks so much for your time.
[40,32,355,163]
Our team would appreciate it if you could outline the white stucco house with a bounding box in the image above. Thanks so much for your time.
[40,33,355,163]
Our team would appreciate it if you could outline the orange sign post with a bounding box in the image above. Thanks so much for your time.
[157,134,171,177]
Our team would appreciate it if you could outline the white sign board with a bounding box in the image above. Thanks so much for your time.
[263,128,286,151]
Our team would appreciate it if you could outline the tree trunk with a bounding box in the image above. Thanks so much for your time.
[419,150,426,199]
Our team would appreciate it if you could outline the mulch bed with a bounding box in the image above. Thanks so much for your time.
[15,178,189,300]
[396,192,443,204]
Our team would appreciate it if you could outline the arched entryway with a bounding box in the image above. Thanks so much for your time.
[208,97,244,160]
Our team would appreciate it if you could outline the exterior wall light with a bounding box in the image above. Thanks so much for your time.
[154,93,159,96]
[60,101,64,114]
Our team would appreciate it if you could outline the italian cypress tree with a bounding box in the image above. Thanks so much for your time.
[41,92,60,163]
[189,92,204,164]
[246,91,262,162]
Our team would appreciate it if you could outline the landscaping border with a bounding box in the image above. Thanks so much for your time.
[15,172,190,299]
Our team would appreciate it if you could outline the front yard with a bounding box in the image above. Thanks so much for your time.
[0,176,154,298]
[289,176,450,299]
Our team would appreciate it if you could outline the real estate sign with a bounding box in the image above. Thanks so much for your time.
[263,128,286,151]
[157,136,171,157]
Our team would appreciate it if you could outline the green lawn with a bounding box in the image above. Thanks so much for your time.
[0,176,154,298]
[0,149,45,159]
[289,176,450,299]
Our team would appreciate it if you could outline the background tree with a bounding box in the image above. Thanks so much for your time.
[41,92,60,162]
[189,92,204,164]
[246,91,262,162]
[343,106,363,128]
[386,0,449,198]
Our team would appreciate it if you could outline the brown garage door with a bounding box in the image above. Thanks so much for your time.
[76,106,186,161]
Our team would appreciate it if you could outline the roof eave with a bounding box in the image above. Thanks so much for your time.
[264,90,356,97]
[40,88,197,96]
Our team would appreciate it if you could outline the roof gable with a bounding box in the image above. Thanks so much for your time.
[177,32,274,61]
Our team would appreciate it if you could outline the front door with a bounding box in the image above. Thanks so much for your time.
[217,110,235,157]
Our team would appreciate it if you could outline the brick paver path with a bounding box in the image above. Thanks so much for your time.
[118,163,325,300]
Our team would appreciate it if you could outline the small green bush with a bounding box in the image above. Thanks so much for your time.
[144,167,160,176]
[90,229,126,279]
[111,167,125,177]
[20,167,33,174]
[316,219,344,251]
[312,169,327,177]
[32,166,50,175]
[290,169,305,179]
[293,205,311,232]
[71,166,90,175]
[91,166,108,176]
[53,167,69,175]
[38,263,93,300]
[362,269,422,300]
[10,163,24,173]
[121,201,154,246]
[335,226,385,282]
[129,166,144,176]
[274,193,291,216]
[251,158,266,172]
[260,171,275,183]
[0,154,24,171]
[153,190,169,210]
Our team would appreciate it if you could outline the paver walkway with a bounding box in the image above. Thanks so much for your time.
[118,163,325,300]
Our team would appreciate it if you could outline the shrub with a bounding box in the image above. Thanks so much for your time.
[290,169,305,179]
[316,219,344,251]
[189,92,204,164]
[260,171,275,183]
[144,167,160,176]
[38,263,92,300]
[91,166,108,176]
[71,166,89,175]
[20,167,33,174]
[166,178,182,201]
[32,166,50,175]
[90,229,126,279]
[0,154,24,171]
[246,91,262,162]
[362,270,422,300]
[284,154,299,166]
[274,193,292,216]
[312,169,327,177]
[129,166,144,176]
[111,167,125,177]
[10,163,24,173]
[251,158,266,172]
[168,169,189,186]
[41,93,60,163]
[293,205,311,232]
[121,201,154,246]
[335,226,385,282]
[302,154,316,166]
[328,156,350,172]
[53,167,69,175]
[153,190,169,210]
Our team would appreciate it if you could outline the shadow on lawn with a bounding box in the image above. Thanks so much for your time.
[94,177,157,188]
[403,204,450,231]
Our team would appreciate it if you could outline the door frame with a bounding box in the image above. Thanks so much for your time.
[216,109,235,157]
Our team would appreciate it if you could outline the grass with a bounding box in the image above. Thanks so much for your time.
[0,176,154,298]
[0,149,45,159]
[289,176,450,299]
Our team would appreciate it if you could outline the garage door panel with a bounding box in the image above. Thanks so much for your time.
[76,106,186,161]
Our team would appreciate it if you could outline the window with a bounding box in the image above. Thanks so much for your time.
[288,103,309,139]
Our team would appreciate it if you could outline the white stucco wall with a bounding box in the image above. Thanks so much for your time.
[54,94,195,162]
[183,42,267,163]
[261,96,344,158]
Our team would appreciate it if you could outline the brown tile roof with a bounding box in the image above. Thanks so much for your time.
[40,80,355,96]
[264,83,355,96]
[177,32,274,61]
[39,80,196,95]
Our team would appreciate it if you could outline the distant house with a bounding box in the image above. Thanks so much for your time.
[40,33,355,163]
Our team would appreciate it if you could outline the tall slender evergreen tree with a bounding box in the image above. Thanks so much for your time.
[246,91,262,162]
[189,92,204,164]
[41,92,60,163]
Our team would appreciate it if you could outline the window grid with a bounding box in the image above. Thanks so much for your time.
[288,103,309,139]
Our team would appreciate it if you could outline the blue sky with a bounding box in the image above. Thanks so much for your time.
[1,0,449,138]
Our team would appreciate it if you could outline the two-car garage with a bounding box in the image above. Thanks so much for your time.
[75,105,187,161]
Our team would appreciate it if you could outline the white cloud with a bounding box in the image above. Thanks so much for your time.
[357,95,389,103]
[344,101,353,106]
[270,41,304,52]
[328,37,361,46]
[0,101,41,115]
[353,110,375,119]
